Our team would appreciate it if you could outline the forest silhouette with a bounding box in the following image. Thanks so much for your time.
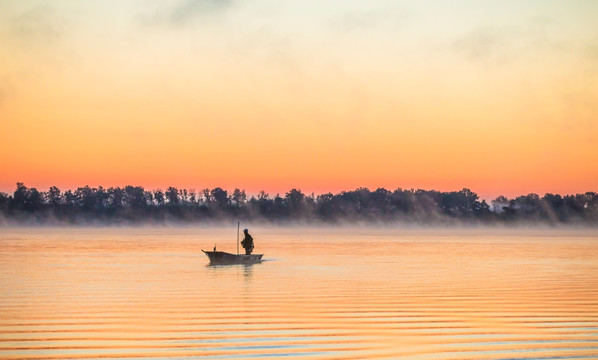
[0,183,597,225]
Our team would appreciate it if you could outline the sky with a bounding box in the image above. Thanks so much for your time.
[1,0,597,199]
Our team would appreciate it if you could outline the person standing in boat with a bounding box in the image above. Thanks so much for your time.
[241,229,254,255]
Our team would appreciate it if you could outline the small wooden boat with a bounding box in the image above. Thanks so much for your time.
[202,250,263,265]
[203,222,263,265]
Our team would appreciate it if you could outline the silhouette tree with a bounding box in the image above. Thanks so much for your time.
[201,188,212,204]
[492,195,509,213]
[371,188,391,216]
[316,192,335,220]
[189,189,197,205]
[390,188,411,214]
[153,190,165,205]
[107,188,122,208]
[26,187,43,212]
[0,192,9,213]
[124,186,147,209]
[285,189,305,216]
[47,186,62,207]
[76,186,97,212]
[166,187,179,205]
[231,188,246,207]
[11,182,28,211]
[144,191,154,206]
[210,188,229,208]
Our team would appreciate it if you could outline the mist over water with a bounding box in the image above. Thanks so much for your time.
[1,227,598,359]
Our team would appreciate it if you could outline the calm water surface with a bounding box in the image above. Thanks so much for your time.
[1,227,598,359]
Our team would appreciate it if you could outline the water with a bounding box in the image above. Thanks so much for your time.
[1,227,598,359]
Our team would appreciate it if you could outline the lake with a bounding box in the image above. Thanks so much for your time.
[1,227,598,359]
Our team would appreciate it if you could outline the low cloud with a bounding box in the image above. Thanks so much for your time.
[333,6,411,32]
[454,26,505,60]
[453,17,566,65]
[143,0,235,28]
[586,40,598,62]
[9,6,64,45]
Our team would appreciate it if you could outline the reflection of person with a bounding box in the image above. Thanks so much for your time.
[241,229,254,255]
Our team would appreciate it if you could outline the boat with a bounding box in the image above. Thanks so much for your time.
[202,250,263,265]
[202,222,264,265]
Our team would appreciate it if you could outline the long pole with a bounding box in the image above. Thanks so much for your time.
[237,221,240,255]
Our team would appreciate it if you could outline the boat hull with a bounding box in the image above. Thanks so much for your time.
[202,250,263,265]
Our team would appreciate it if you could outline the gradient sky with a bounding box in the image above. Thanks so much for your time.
[1,0,597,198]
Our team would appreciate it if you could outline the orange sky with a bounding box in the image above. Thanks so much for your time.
[1,1,597,199]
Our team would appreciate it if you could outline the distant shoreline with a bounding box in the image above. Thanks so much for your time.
[1,183,596,227]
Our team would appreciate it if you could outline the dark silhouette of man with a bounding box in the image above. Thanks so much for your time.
[241,229,254,255]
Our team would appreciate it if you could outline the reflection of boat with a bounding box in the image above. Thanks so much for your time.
[202,250,263,265]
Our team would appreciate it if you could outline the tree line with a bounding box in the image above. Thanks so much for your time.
[0,183,597,225]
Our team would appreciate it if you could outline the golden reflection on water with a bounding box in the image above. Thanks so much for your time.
[1,227,598,359]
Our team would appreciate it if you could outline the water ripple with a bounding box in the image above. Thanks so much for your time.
[1,228,598,359]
